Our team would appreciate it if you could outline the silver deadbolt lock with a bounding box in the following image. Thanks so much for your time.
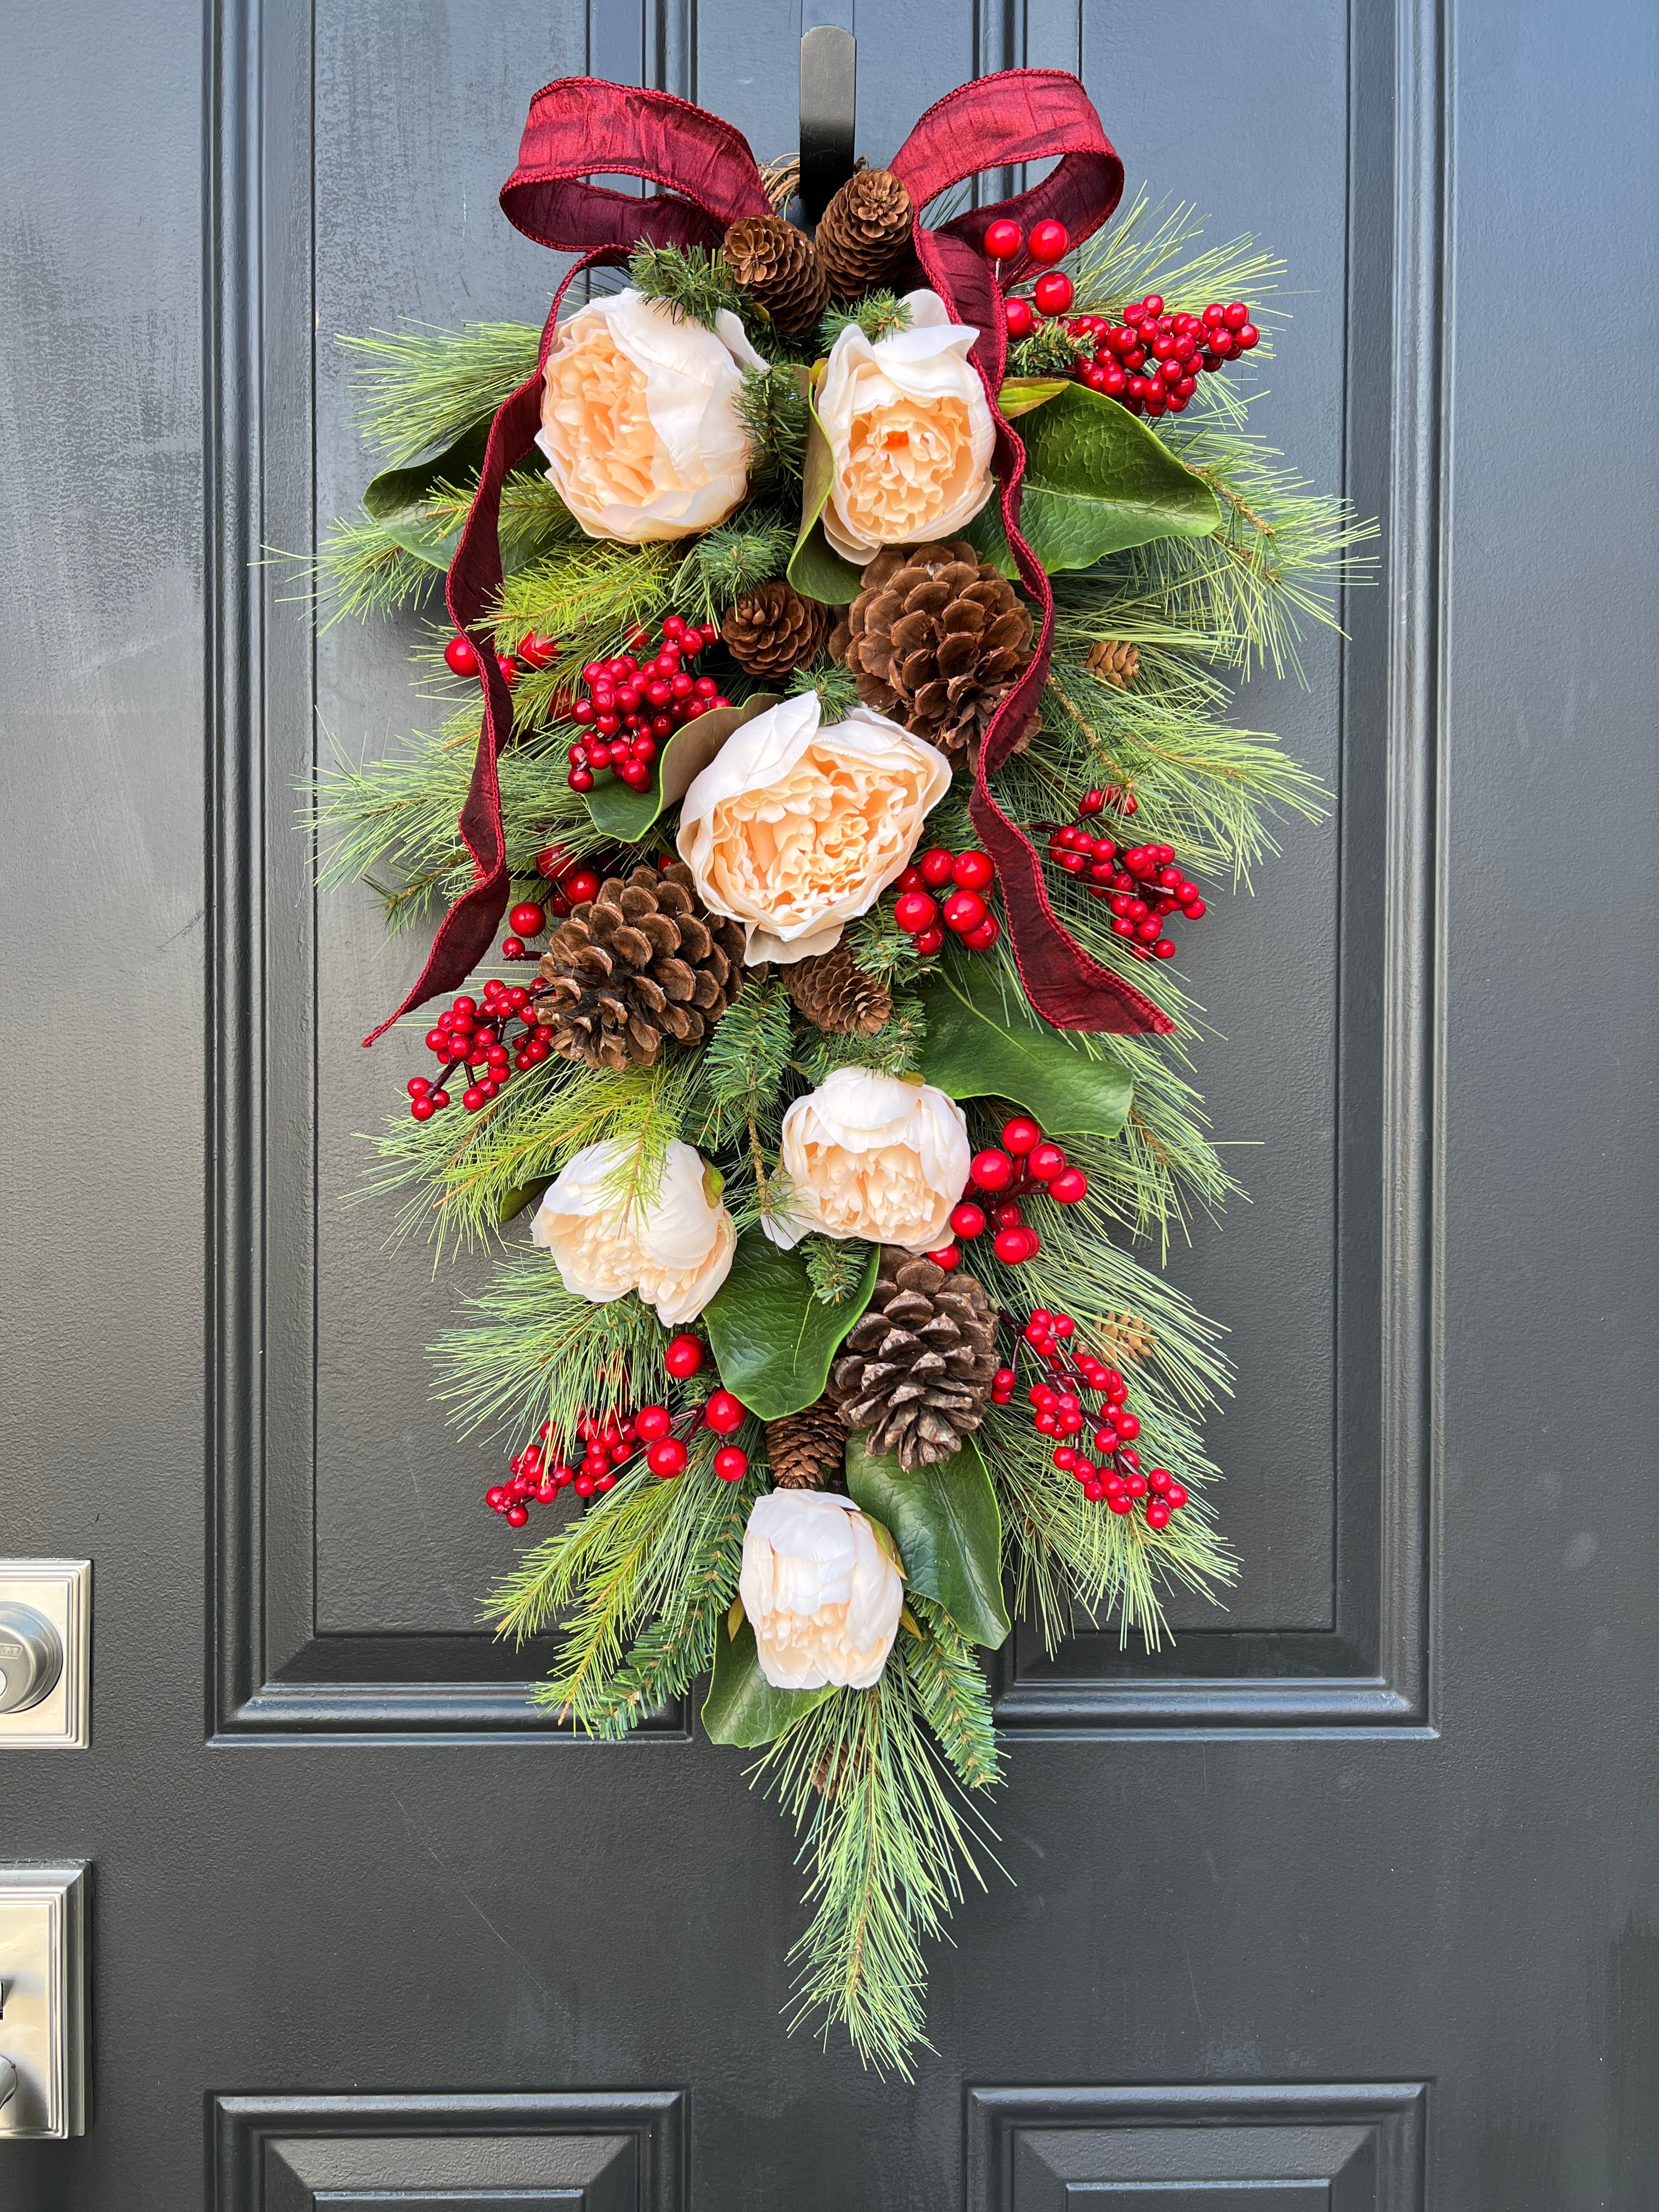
[0,2057,14,2111]
[0,1604,63,1716]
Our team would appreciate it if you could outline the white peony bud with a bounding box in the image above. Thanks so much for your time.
[765,1066,972,1254]
[817,289,997,560]
[536,288,765,543]
[740,1491,903,1690]
[532,1138,736,1327]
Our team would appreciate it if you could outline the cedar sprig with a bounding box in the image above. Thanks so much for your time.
[786,660,859,718]
[803,1235,874,1308]
[627,242,748,329]
[673,514,798,627]
[817,292,912,347]
[1007,321,1093,377]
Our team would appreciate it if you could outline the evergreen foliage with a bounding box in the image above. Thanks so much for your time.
[735,366,811,486]
[818,292,912,347]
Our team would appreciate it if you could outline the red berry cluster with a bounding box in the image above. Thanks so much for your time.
[983,216,1076,330]
[1018,1308,1188,1522]
[1042,823,1206,962]
[406,978,558,1120]
[892,846,1000,956]
[486,1353,749,1526]
[444,629,560,685]
[928,1116,1089,1270]
[566,618,729,794]
[1066,296,1259,419]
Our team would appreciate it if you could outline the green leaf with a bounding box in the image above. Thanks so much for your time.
[362,418,549,572]
[582,692,780,842]
[844,1433,1009,1650]
[996,376,1070,419]
[913,965,1132,1138]
[702,1228,879,1419]
[498,1175,552,1226]
[966,381,1221,576]
[702,1607,833,1746]
[786,383,865,606]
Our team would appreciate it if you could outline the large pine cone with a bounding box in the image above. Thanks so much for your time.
[723,214,828,337]
[830,1249,999,1470]
[815,168,913,298]
[537,862,744,1073]
[830,541,1035,764]
[766,1398,847,1489]
[784,945,893,1037]
[721,581,830,680]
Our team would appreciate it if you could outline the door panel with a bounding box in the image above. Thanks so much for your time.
[2,0,1654,2206]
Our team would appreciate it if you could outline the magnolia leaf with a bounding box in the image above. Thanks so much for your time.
[914,966,1132,1138]
[362,417,549,572]
[702,1608,833,1747]
[727,1596,745,1637]
[996,376,1070,419]
[582,692,779,842]
[844,1432,1010,1650]
[787,386,865,606]
[966,381,1221,575]
[498,1175,553,1226]
[702,1228,879,1419]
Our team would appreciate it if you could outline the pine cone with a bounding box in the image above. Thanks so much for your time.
[537,861,744,1073]
[784,945,893,1037]
[1102,1310,1155,1364]
[766,1398,848,1489]
[830,541,1035,765]
[1087,638,1141,690]
[721,581,830,680]
[815,168,913,298]
[829,1249,999,1471]
[723,214,829,337]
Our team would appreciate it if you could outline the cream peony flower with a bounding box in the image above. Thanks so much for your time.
[536,289,764,542]
[740,1491,903,1690]
[531,1138,736,1327]
[767,1067,972,1253]
[817,289,997,560]
[676,691,951,964]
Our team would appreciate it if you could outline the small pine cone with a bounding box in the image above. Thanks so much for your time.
[829,1249,1000,1471]
[815,168,913,299]
[1087,638,1141,690]
[830,541,1035,764]
[721,581,830,680]
[723,213,829,337]
[1102,1310,1156,1364]
[538,861,744,1073]
[766,1399,848,1489]
[784,945,893,1038]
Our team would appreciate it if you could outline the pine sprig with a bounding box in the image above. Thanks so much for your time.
[797,995,927,1082]
[342,320,542,462]
[628,242,747,329]
[673,515,798,627]
[436,1263,672,1451]
[687,977,793,1152]
[902,1604,1000,1792]
[786,661,859,719]
[818,293,912,347]
[735,366,810,487]
[1069,190,1284,338]
[803,1235,874,1307]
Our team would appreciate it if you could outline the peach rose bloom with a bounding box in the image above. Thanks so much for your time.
[536,289,763,543]
[675,692,952,965]
[531,1138,736,1327]
[817,290,996,561]
[766,1068,973,1254]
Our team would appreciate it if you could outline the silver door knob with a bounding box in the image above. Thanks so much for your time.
[0,1602,63,1715]
[0,2057,15,2111]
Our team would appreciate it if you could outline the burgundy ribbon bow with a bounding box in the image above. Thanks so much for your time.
[364,69,1171,1045]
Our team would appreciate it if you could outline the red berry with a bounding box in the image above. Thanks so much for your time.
[565,869,601,904]
[409,1097,436,1120]
[496,654,520,686]
[1028,1140,1067,1181]
[444,634,479,678]
[1115,1413,1141,1442]
[951,849,995,890]
[1145,1499,1171,1530]
[971,1147,1014,1192]
[993,1367,1017,1392]
[942,888,988,934]
[664,1335,703,1381]
[704,1389,745,1436]
[635,1405,672,1442]
[962,916,1001,952]
[518,631,559,668]
[898,865,926,894]
[991,1200,1024,1230]
[950,1201,988,1240]
[505,1502,530,1528]
[1237,324,1260,350]
[992,1226,1030,1264]
[500,936,526,961]
[1004,296,1036,340]
[984,218,1024,261]
[1167,1483,1188,1510]
[926,1244,962,1271]
[1223,301,1249,331]
[1033,270,1075,318]
[1049,1166,1088,1205]
[1080,789,1105,814]
[647,1437,688,1479]
[912,927,945,956]
[1001,1116,1042,1155]
[714,1446,749,1482]
[1028,219,1069,264]
[508,902,546,938]
[919,847,957,888]
[894,890,939,935]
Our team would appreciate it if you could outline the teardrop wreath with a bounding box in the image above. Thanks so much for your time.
[312,67,1373,2073]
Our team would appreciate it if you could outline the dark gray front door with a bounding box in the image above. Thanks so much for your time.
[3,3,1655,2207]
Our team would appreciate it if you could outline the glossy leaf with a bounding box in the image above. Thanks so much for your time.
[582,693,779,842]
[498,1175,552,1226]
[914,967,1132,1138]
[966,381,1221,575]
[362,417,550,572]
[786,386,865,606]
[996,376,1070,419]
[702,1229,879,1420]
[844,1433,1009,1650]
[701,1607,833,1747]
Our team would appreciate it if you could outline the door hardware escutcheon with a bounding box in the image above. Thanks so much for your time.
[0,1866,88,2137]
[0,1604,63,1716]
[0,1564,89,1750]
